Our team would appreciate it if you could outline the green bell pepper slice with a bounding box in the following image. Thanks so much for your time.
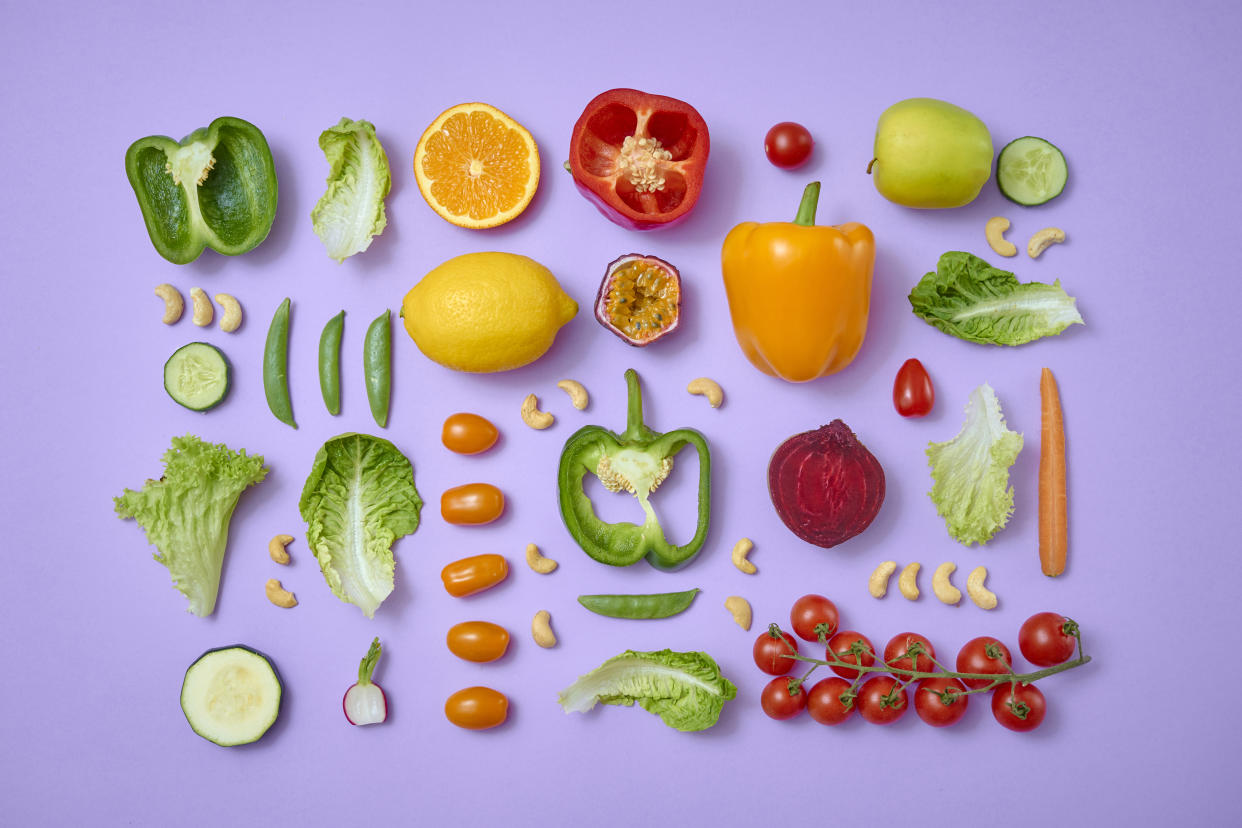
[124,116,278,264]
[557,369,711,570]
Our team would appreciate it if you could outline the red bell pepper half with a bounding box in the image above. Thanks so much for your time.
[568,88,710,230]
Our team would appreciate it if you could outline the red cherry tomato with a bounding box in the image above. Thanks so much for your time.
[764,122,814,169]
[991,683,1047,732]
[806,677,855,725]
[956,637,1014,690]
[893,358,934,417]
[856,676,908,725]
[913,677,969,727]
[790,594,840,643]
[1019,612,1079,667]
[753,628,799,675]
[760,676,807,720]
[884,632,936,680]
[827,630,875,680]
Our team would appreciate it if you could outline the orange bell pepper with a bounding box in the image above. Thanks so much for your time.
[721,182,875,382]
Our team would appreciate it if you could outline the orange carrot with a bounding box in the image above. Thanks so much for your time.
[1039,367,1067,576]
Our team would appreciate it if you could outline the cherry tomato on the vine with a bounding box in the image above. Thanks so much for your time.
[857,676,908,725]
[764,122,814,169]
[753,628,799,675]
[790,594,840,643]
[884,632,936,679]
[806,677,855,726]
[913,677,969,727]
[991,682,1047,732]
[760,676,807,720]
[827,630,875,680]
[1019,612,1079,667]
[893,358,934,417]
[956,636,1014,690]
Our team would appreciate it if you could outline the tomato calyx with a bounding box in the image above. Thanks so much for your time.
[568,88,710,230]
[813,621,834,643]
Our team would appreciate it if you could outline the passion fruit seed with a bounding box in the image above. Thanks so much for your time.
[617,135,672,193]
[604,261,679,342]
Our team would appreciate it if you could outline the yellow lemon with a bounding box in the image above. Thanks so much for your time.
[402,252,577,373]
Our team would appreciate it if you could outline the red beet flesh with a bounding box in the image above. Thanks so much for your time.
[768,420,885,548]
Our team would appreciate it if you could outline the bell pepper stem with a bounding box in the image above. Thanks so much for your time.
[622,368,655,442]
[793,181,821,226]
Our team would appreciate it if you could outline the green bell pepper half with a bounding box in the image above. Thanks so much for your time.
[557,368,711,570]
[124,116,278,264]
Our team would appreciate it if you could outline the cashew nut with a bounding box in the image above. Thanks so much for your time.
[265,578,297,608]
[731,537,757,575]
[724,596,753,631]
[898,562,921,601]
[985,216,1017,257]
[932,562,962,605]
[214,293,243,333]
[154,284,184,324]
[868,561,897,598]
[520,393,554,430]
[687,377,724,408]
[524,542,558,574]
[268,534,293,565]
[1027,227,1066,259]
[190,287,213,327]
[556,379,589,410]
[531,609,557,648]
[966,566,997,610]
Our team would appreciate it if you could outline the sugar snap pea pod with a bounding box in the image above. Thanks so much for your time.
[364,309,391,428]
[318,310,345,415]
[263,297,295,428]
[577,588,700,619]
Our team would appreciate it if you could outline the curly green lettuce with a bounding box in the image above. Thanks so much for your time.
[311,117,391,263]
[558,649,737,732]
[909,251,1084,345]
[114,435,267,616]
[927,384,1023,546]
[299,433,421,618]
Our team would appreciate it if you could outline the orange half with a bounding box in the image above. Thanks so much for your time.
[414,103,540,229]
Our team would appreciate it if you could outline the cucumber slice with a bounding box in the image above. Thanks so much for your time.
[181,645,282,746]
[164,342,230,411]
[997,136,1068,206]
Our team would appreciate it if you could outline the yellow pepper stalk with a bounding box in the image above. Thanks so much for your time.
[721,182,875,382]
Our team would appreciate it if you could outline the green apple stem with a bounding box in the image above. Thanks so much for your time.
[866,158,877,174]
[793,181,821,226]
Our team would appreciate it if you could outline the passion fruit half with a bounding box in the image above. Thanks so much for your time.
[594,254,682,346]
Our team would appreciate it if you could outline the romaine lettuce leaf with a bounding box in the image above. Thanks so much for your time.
[558,649,737,732]
[927,384,1023,546]
[311,118,391,263]
[114,435,267,617]
[909,251,1084,345]
[299,433,421,618]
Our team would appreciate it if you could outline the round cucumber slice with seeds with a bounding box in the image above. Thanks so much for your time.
[181,645,282,746]
[164,342,230,411]
[997,136,1068,206]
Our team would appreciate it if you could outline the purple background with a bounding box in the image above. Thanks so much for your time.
[3,1,1239,824]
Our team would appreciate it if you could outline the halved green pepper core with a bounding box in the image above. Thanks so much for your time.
[557,369,711,570]
[124,116,278,264]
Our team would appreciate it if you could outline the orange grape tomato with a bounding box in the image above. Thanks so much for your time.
[441,483,505,525]
[441,554,509,597]
[446,621,511,662]
[441,413,499,454]
[444,686,509,730]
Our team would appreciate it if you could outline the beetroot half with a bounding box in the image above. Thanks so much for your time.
[768,420,885,548]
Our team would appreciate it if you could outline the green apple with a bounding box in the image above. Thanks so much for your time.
[870,98,993,209]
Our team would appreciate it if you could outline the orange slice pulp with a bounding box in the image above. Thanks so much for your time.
[413,103,540,229]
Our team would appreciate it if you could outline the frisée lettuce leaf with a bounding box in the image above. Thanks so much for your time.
[311,118,391,263]
[114,435,267,617]
[299,433,421,618]
[909,251,1084,345]
[927,384,1023,546]
[558,649,736,732]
